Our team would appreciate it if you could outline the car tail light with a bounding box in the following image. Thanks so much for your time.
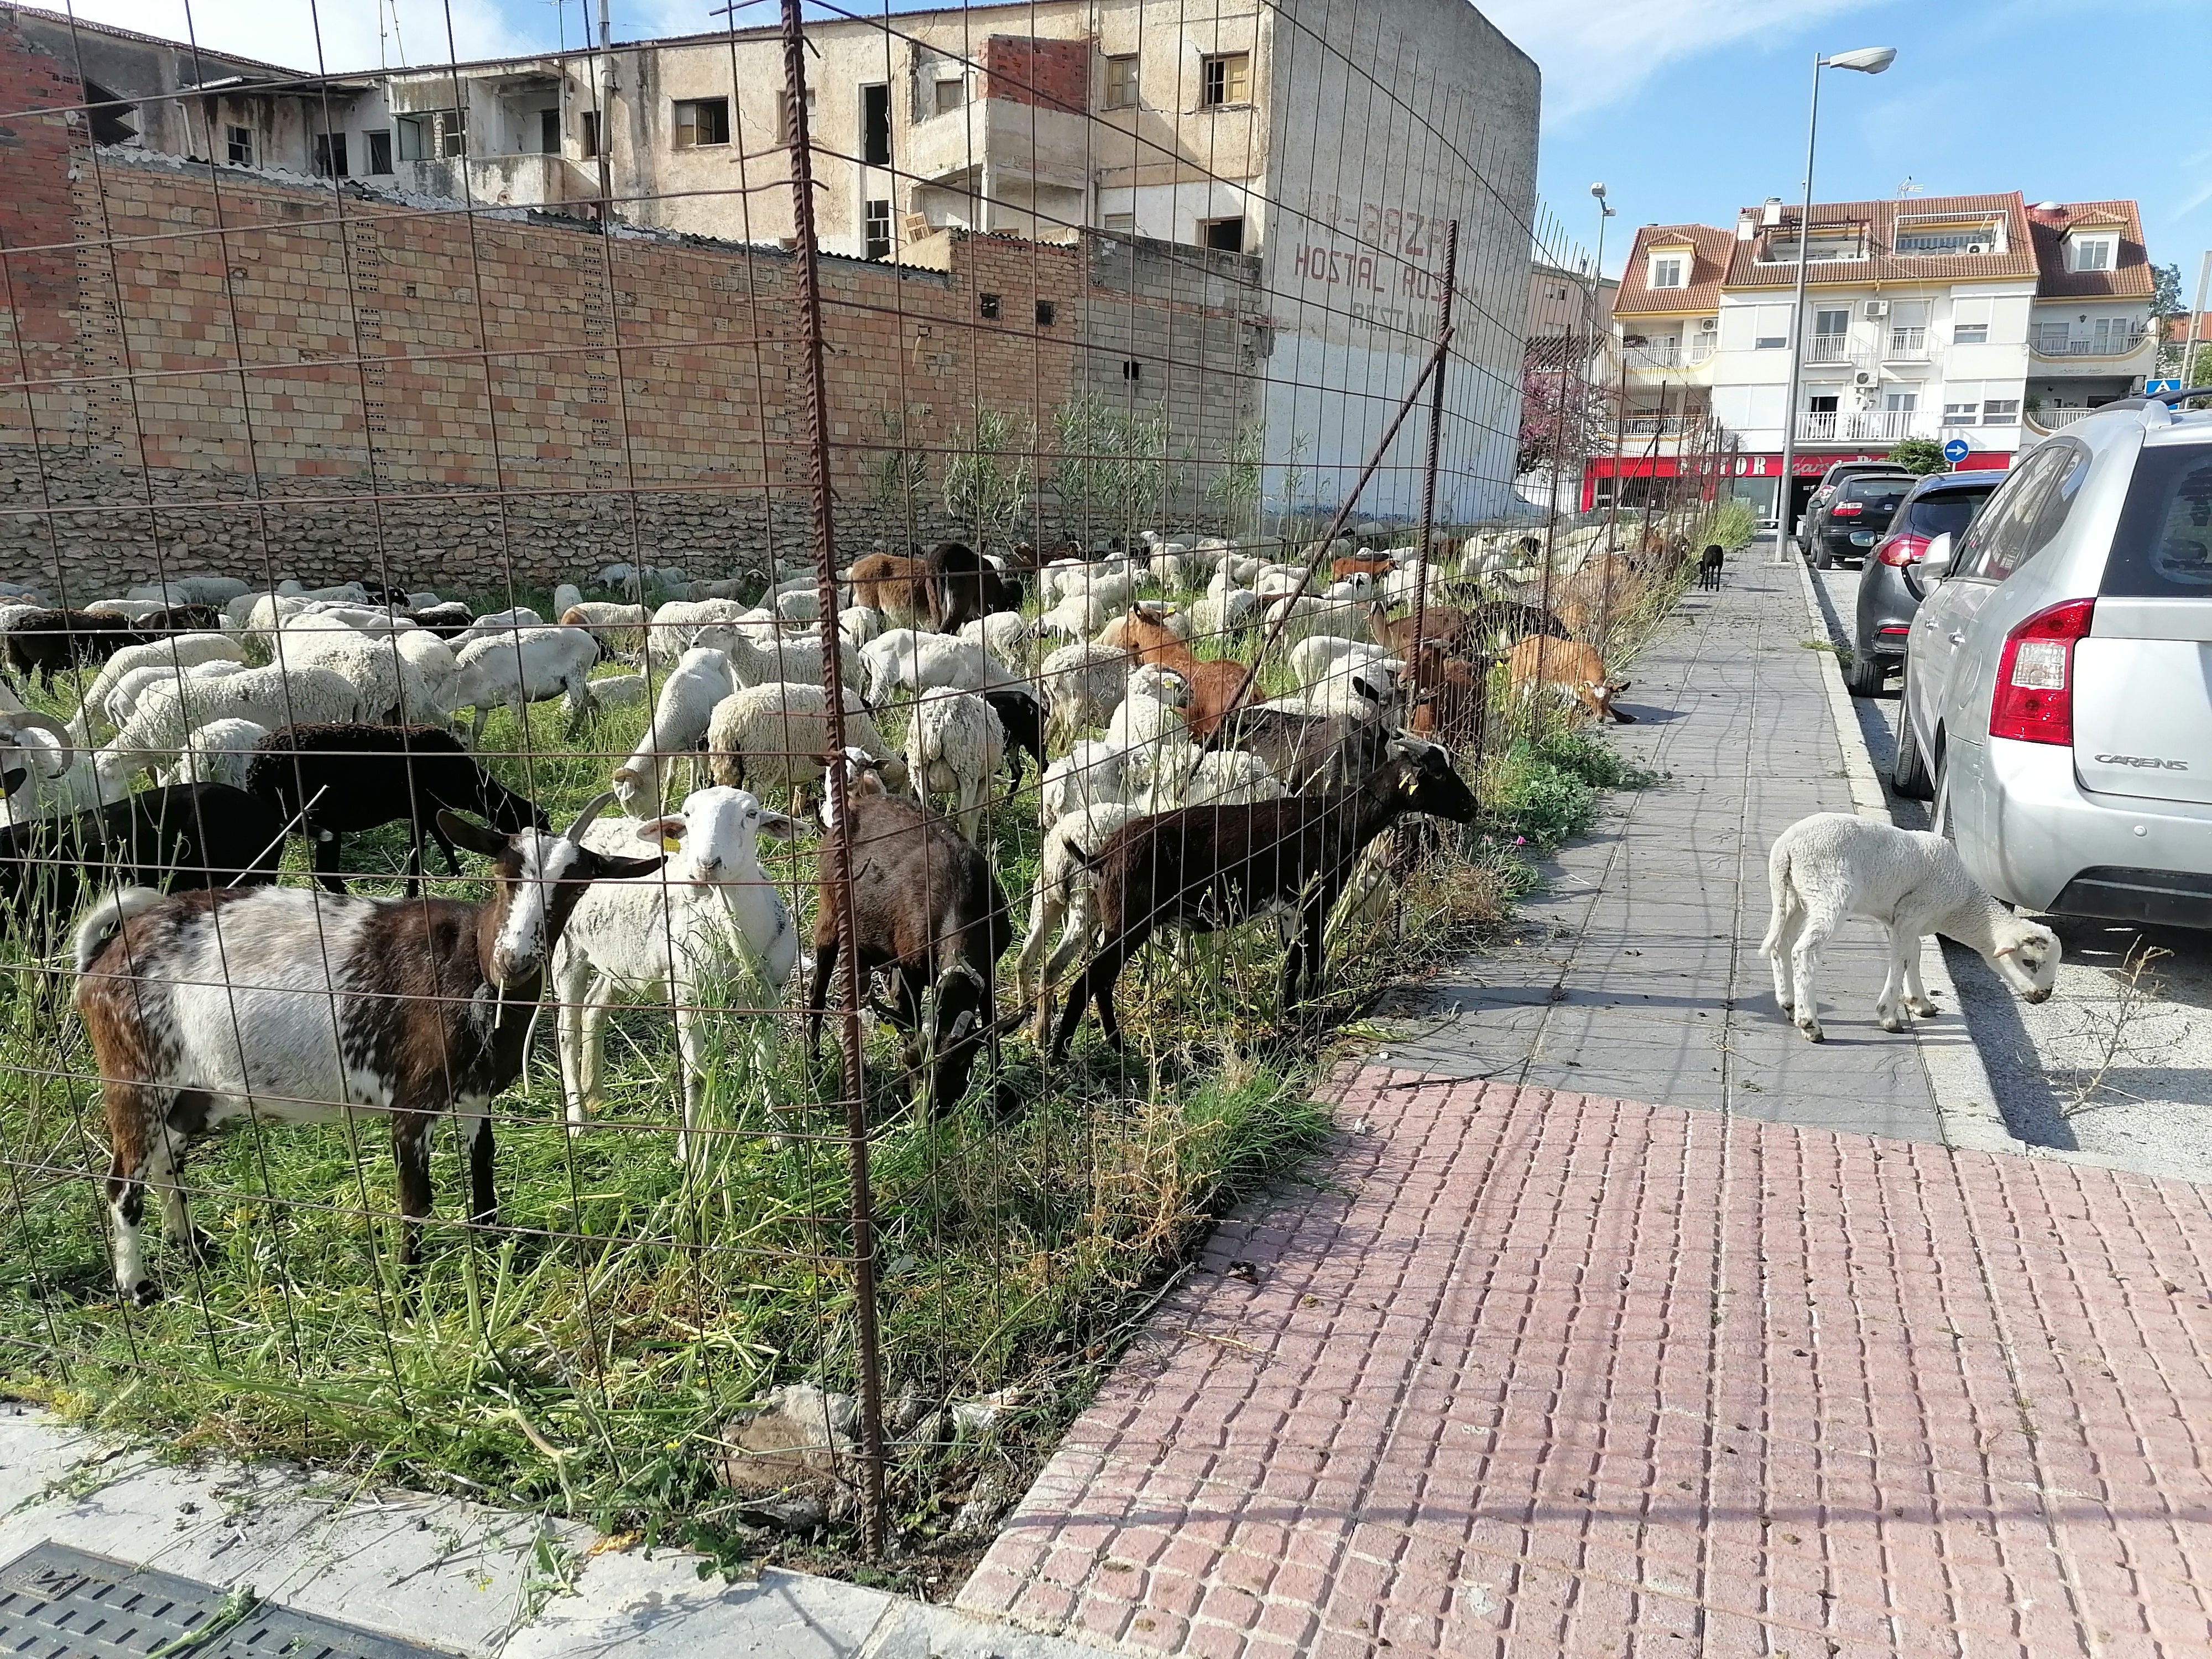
[1876,532,1928,567]
[1831,502,1864,517]
[1989,598,2095,745]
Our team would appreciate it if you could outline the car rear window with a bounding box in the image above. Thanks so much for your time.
[1903,485,1997,541]
[2101,445,2212,597]
[1841,478,1913,513]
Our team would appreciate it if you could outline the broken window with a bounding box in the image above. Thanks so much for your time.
[312,132,349,178]
[225,124,253,166]
[864,197,892,260]
[862,83,890,165]
[675,97,730,148]
[1201,53,1249,107]
[933,75,966,116]
[82,79,138,145]
[540,108,560,153]
[580,111,602,158]
[366,129,392,173]
[1200,216,1245,253]
[773,90,815,146]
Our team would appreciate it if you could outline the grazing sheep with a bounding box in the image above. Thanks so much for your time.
[161,717,272,791]
[1014,802,1145,1040]
[1170,748,1286,810]
[837,604,885,653]
[710,625,861,697]
[75,633,249,738]
[128,575,251,607]
[586,672,649,711]
[1761,813,2062,1044]
[612,646,737,819]
[3,609,157,686]
[905,689,1006,839]
[1287,634,1396,694]
[958,610,1031,666]
[1105,664,1192,787]
[1191,574,1262,640]
[276,617,462,727]
[97,664,367,795]
[1036,640,1130,747]
[560,602,648,656]
[447,606,547,652]
[1038,739,1128,827]
[859,629,1015,708]
[452,626,603,742]
[707,681,900,807]
[552,582,585,617]
[557,786,804,1159]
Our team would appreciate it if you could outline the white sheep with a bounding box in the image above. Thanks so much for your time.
[712,627,861,697]
[1014,801,1145,1038]
[958,610,1032,667]
[451,625,601,742]
[161,717,272,790]
[1287,634,1394,691]
[557,786,804,1161]
[1032,586,1128,642]
[445,606,546,651]
[74,632,247,738]
[1037,738,1127,827]
[272,614,457,726]
[1175,749,1286,808]
[646,597,753,664]
[837,604,885,653]
[1761,813,2062,1043]
[858,629,1015,708]
[128,575,251,607]
[587,672,649,710]
[1036,640,1129,747]
[552,582,585,617]
[1105,663,1192,786]
[904,687,1005,839]
[1262,592,1368,646]
[612,645,737,818]
[707,681,900,806]
[0,727,117,826]
[97,664,365,794]
[84,598,170,622]
[102,659,249,730]
[560,601,648,656]
[1272,655,1405,723]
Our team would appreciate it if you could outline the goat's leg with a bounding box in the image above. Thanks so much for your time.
[1014,885,1062,1022]
[312,831,349,895]
[1763,878,1801,1014]
[465,1104,496,1226]
[1055,925,1148,1058]
[104,1086,174,1306]
[393,1114,435,1269]
[805,935,839,1058]
[402,832,426,900]
[674,993,706,1166]
[429,817,465,877]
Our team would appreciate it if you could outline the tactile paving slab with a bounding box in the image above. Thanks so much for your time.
[0,1542,453,1659]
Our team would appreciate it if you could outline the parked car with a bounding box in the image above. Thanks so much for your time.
[1806,471,1917,570]
[1895,394,2212,926]
[1845,472,2004,694]
[1794,460,1913,554]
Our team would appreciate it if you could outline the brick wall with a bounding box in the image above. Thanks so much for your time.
[979,36,1091,114]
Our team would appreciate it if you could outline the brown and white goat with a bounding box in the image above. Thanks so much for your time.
[72,791,660,1305]
[1110,605,1262,740]
[1050,740,1478,1058]
[840,551,931,625]
[1505,634,1636,724]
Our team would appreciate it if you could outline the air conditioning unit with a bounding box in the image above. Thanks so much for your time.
[1851,369,1879,387]
[1863,300,1889,320]
[1964,242,1990,255]
[1698,318,1718,331]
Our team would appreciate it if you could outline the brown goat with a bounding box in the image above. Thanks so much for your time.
[1330,556,1395,583]
[841,552,932,624]
[1110,606,1262,740]
[1505,634,1635,724]
[1401,646,1487,751]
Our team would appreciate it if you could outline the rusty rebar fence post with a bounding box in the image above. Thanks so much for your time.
[1412,221,1459,658]
[780,0,890,1559]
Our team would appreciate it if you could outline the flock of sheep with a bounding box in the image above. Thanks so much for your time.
[3,524,1671,1301]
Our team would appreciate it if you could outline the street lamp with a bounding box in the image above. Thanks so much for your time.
[1588,183,1616,514]
[1773,45,1897,562]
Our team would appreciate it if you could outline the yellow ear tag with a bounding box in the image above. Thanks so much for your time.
[661,836,682,853]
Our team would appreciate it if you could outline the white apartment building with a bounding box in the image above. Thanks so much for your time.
[15,0,1541,523]
[1597,193,2156,520]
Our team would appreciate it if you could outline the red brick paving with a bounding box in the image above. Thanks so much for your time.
[959,1069,2212,1656]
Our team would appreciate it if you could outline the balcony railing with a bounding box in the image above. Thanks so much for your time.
[1796,409,1922,444]
[1623,343,1714,372]
[2031,331,2150,359]
[1806,336,1858,364]
[2027,406,2102,430]
[1884,327,1928,360]
[1620,414,1700,436]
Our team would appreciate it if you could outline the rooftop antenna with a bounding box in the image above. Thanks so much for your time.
[545,0,567,51]
[1898,176,1925,197]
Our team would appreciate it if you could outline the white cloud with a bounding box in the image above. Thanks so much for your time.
[58,0,528,74]
[1479,0,1886,122]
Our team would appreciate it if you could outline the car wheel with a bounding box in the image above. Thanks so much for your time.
[1892,695,1935,798]
[1843,651,1887,697]
[1814,545,1836,570]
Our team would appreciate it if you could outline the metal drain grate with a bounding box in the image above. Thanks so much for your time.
[0,1542,455,1659]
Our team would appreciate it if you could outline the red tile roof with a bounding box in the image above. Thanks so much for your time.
[1610,224,1735,317]
[1725,192,2039,287]
[2026,200,2155,299]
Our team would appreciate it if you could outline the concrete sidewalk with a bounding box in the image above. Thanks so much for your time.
[959,1068,2212,1657]
[1378,557,1969,1142]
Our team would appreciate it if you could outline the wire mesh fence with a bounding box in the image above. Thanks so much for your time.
[0,0,1745,1569]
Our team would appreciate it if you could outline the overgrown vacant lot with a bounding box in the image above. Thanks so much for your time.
[0,544,1684,1567]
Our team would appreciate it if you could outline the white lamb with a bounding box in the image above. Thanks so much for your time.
[1036,640,1130,747]
[707,681,901,806]
[560,601,648,656]
[646,597,753,664]
[587,672,649,711]
[1155,748,1285,810]
[837,604,885,653]
[904,687,1005,839]
[958,611,1032,667]
[1105,663,1192,786]
[1031,587,1123,643]
[715,627,861,696]
[611,646,737,818]
[556,786,804,1161]
[552,582,585,617]
[446,606,546,652]
[1014,801,1145,1039]
[74,632,247,738]
[128,575,251,607]
[97,664,364,793]
[162,717,272,790]
[1761,813,2061,1043]
[271,614,458,726]
[859,629,1015,708]
[1287,634,1394,692]
[1191,571,1262,640]
[451,625,602,742]
[1037,739,1128,827]
[101,659,249,731]
[1272,656,1405,723]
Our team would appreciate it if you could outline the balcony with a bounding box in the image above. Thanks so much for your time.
[1806,336,1860,366]
[1619,414,1700,436]
[2031,330,2151,363]
[905,96,1092,191]
[1884,326,1929,361]
[1623,342,1714,372]
[1796,409,1922,444]
[395,151,582,208]
[2026,406,2104,432]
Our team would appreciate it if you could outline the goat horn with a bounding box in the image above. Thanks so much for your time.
[2,709,73,750]
[563,789,619,844]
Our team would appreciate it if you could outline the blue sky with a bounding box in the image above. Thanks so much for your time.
[73,0,2211,290]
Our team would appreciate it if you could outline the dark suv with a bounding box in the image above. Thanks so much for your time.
[1806,470,1916,569]
[1844,470,2002,694]
[1795,460,1913,554]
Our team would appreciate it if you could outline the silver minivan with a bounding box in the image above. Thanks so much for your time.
[1896,393,2212,926]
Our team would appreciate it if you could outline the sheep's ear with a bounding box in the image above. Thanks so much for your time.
[634,815,686,850]
[756,810,806,841]
[437,808,513,859]
[593,853,666,881]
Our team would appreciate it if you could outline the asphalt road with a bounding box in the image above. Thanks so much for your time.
[1812,556,2212,1183]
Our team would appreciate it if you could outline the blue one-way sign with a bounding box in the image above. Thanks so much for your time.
[1942,437,1971,464]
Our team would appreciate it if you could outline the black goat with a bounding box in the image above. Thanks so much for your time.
[1050,741,1478,1058]
[407,602,477,639]
[1209,705,1392,792]
[983,686,1047,787]
[0,782,284,948]
[806,789,1011,1114]
[247,722,550,895]
[3,610,153,686]
[1697,545,1724,591]
[924,541,1019,635]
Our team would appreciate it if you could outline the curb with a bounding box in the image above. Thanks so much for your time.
[1787,553,2038,1159]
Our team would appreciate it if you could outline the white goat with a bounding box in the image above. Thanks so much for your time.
[611,645,735,818]
[904,689,1004,839]
[557,787,804,1161]
[1014,801,1144,1039]
[1761,813,2062,1043]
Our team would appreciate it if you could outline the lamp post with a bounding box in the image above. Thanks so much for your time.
[1588,182,1616,515]
[1773,45,1896,564]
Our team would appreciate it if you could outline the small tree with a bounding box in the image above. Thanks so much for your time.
[1887,436,1947,475]
[866,408,931,540]
[1516,358,1608,477]
[2152,262,2182,319]
[942,408,1033,551]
